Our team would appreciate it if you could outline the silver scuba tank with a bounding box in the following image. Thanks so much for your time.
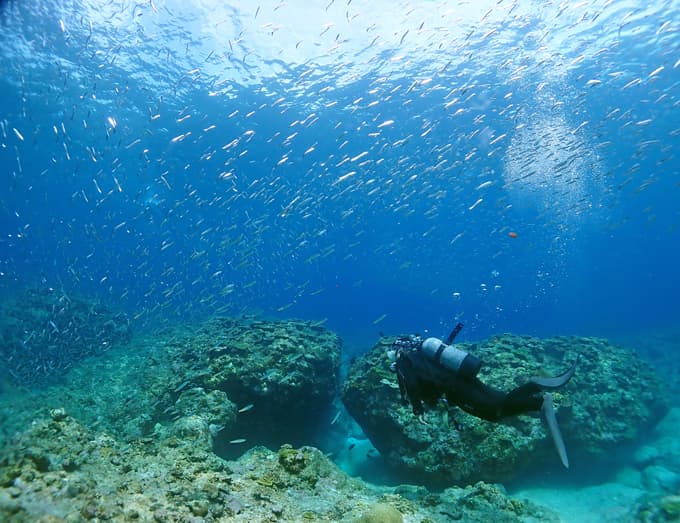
[420,337,482,378]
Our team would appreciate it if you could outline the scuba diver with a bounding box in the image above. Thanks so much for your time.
[387,323,577,468]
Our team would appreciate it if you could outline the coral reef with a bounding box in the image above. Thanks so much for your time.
[633,492,680,522]
[342,334,669,486]
[211,318,339,426]
[0,413,557,522]
[629,408,680,522]
[0,287,131,387]
[0,316,341,456]
[1,313,670,521]
[354,502,404,523]
[155,317,343,447]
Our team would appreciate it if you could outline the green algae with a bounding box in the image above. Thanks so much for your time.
[661,495,680,518]
[279,444,311,474]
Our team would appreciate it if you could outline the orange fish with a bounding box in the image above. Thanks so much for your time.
[508,231,518,238]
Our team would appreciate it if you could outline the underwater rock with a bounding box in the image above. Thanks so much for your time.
[0,287,132,387]
[633,492,680,522]
[173,387,237,433]
[169,415,214,451]
[440,481,558,522]
[48,407,67,421]
[0,415,556,522]
[0,316,339,456]
[157,317,342,447]
[640,408,680,477]
[660,495,680,519]
[342,334,669,486]
[336,436,381,477]
[354,502,403,523]
[642,465,680,493]
[635,445,662,468]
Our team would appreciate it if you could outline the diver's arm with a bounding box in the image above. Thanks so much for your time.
[396,353,425,416]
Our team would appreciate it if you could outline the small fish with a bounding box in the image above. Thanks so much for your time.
[174,380,190,393]
[647,66,664,79]
[210,424,226,435]
[622,78,641,90]
[372,313,387,325]
[380,378,399,389]
[489,133,506,146]
[238,403,254,413]
[468,198,483,211]
[229,438,247,444]
[399,29,409,46]
[350,151,368,162]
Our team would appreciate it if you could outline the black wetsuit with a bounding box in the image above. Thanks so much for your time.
[395,347,544,422]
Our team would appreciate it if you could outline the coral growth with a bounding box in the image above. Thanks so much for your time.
[343,334,668,486]
[0,413,555,522]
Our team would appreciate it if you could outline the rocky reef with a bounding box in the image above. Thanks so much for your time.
[154,316,343,449]
[0,287,132,387]
[0,316,342,457]
[0,412,558,522]
[628,408,680,522]
[1,315,675,521]
[634,492,680,523]
[624,330,680,399]
[342,334,669,486]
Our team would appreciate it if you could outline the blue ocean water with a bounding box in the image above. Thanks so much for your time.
[1,0,678,352]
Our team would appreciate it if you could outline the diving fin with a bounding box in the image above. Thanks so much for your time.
[530,356,578,391]
[541,392,569,468]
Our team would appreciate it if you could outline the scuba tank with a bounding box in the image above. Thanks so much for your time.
[391,323,482,379]
[419,322,481,378]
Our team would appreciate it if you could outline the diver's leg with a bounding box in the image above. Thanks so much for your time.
[500,382,544,417]
[446,378,510,422]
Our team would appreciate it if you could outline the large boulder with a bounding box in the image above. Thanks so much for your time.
[154,317,342,449]
[342,334,669,486]
[0,316,341,456]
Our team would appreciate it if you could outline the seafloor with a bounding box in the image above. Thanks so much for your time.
[1,296,679,522]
